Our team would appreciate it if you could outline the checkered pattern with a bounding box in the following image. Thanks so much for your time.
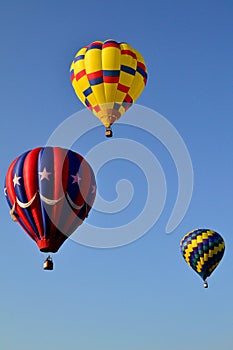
[70,40,148,127]
[180,229,225,281]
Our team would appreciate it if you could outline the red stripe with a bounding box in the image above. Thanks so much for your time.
[117,83,130,93]
[90,41,102,46]
[103,42,120,49]
[87,70,103,80]
[76,69,86,81]
[23,147,44,239]
[103,76,119,83]
[121,49,137,60]
[137,61,146,71]
[6,157,38,242]
[70,72,75,82]
[125,94,133,103]
[93,105,101,113]
[6,158,18,207]
[51,147,69,235]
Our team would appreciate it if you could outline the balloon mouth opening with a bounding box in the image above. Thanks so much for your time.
[37,239,61,253]
[40,247,58,253]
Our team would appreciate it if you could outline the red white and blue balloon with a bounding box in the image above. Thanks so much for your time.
[4,147,96,253]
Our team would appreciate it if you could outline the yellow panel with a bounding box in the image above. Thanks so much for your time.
[208,249,214,258]
[130,49,147,102]
[184,250,191,262]
[104,83,118,104]
[72,47,87,75]
[117,43,137,106]
[70,46,99,110]
[102,44,120,104]
[102,44,120,70]
[84,44,106,105]
[114,90,127,104]
[118,71,133,87]
[118,106,125,115]
[188,240,196,252]
[85,45,103,73]
[206,230,214,236]
[204,253,209,262]
[219,242,225,250]
[202,232,209,239]
[196,235,203,244]
[128,73,145,101]
[72,84,86,105]
[91,85,106,105]
[191,240,198,248]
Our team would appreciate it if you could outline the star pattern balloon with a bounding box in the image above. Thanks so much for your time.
[4,146,96,253]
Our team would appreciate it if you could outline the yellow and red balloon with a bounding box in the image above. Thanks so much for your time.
[70,39,148,135]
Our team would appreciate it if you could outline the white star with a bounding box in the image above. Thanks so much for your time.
[39,167,51,181]
[71,172,82,185]
[13,173,21,187]
[4,187,7,196]
[91,185,96,194]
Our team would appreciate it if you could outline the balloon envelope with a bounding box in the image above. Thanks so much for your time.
[4,147,96,253]
[70,39,148,128]
[180,228,225,282]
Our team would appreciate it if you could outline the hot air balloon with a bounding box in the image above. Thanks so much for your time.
[70,39,148,137]
[4,147,96,270]
[180,229,225,288]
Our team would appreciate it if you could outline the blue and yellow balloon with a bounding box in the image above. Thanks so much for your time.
[180,229,225,288]
[70,39,148,137]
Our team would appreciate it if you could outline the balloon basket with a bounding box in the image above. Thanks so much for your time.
[105,128,113,137]
[43,256,53,270]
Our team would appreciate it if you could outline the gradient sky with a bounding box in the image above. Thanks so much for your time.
[1,1,233,349]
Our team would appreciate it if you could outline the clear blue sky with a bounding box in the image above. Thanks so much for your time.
[1,1,233,349]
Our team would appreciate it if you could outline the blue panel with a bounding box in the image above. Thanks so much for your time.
[74,54,85,62]
[38,147,55,239]
[14,151,41,239]
[87,43,102,51]
[121,65,135,76]
[103,70,120,77]
[89,77,103,85]
[137,66,147,79]
[66,150,82,203]
[83,87,93,97]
